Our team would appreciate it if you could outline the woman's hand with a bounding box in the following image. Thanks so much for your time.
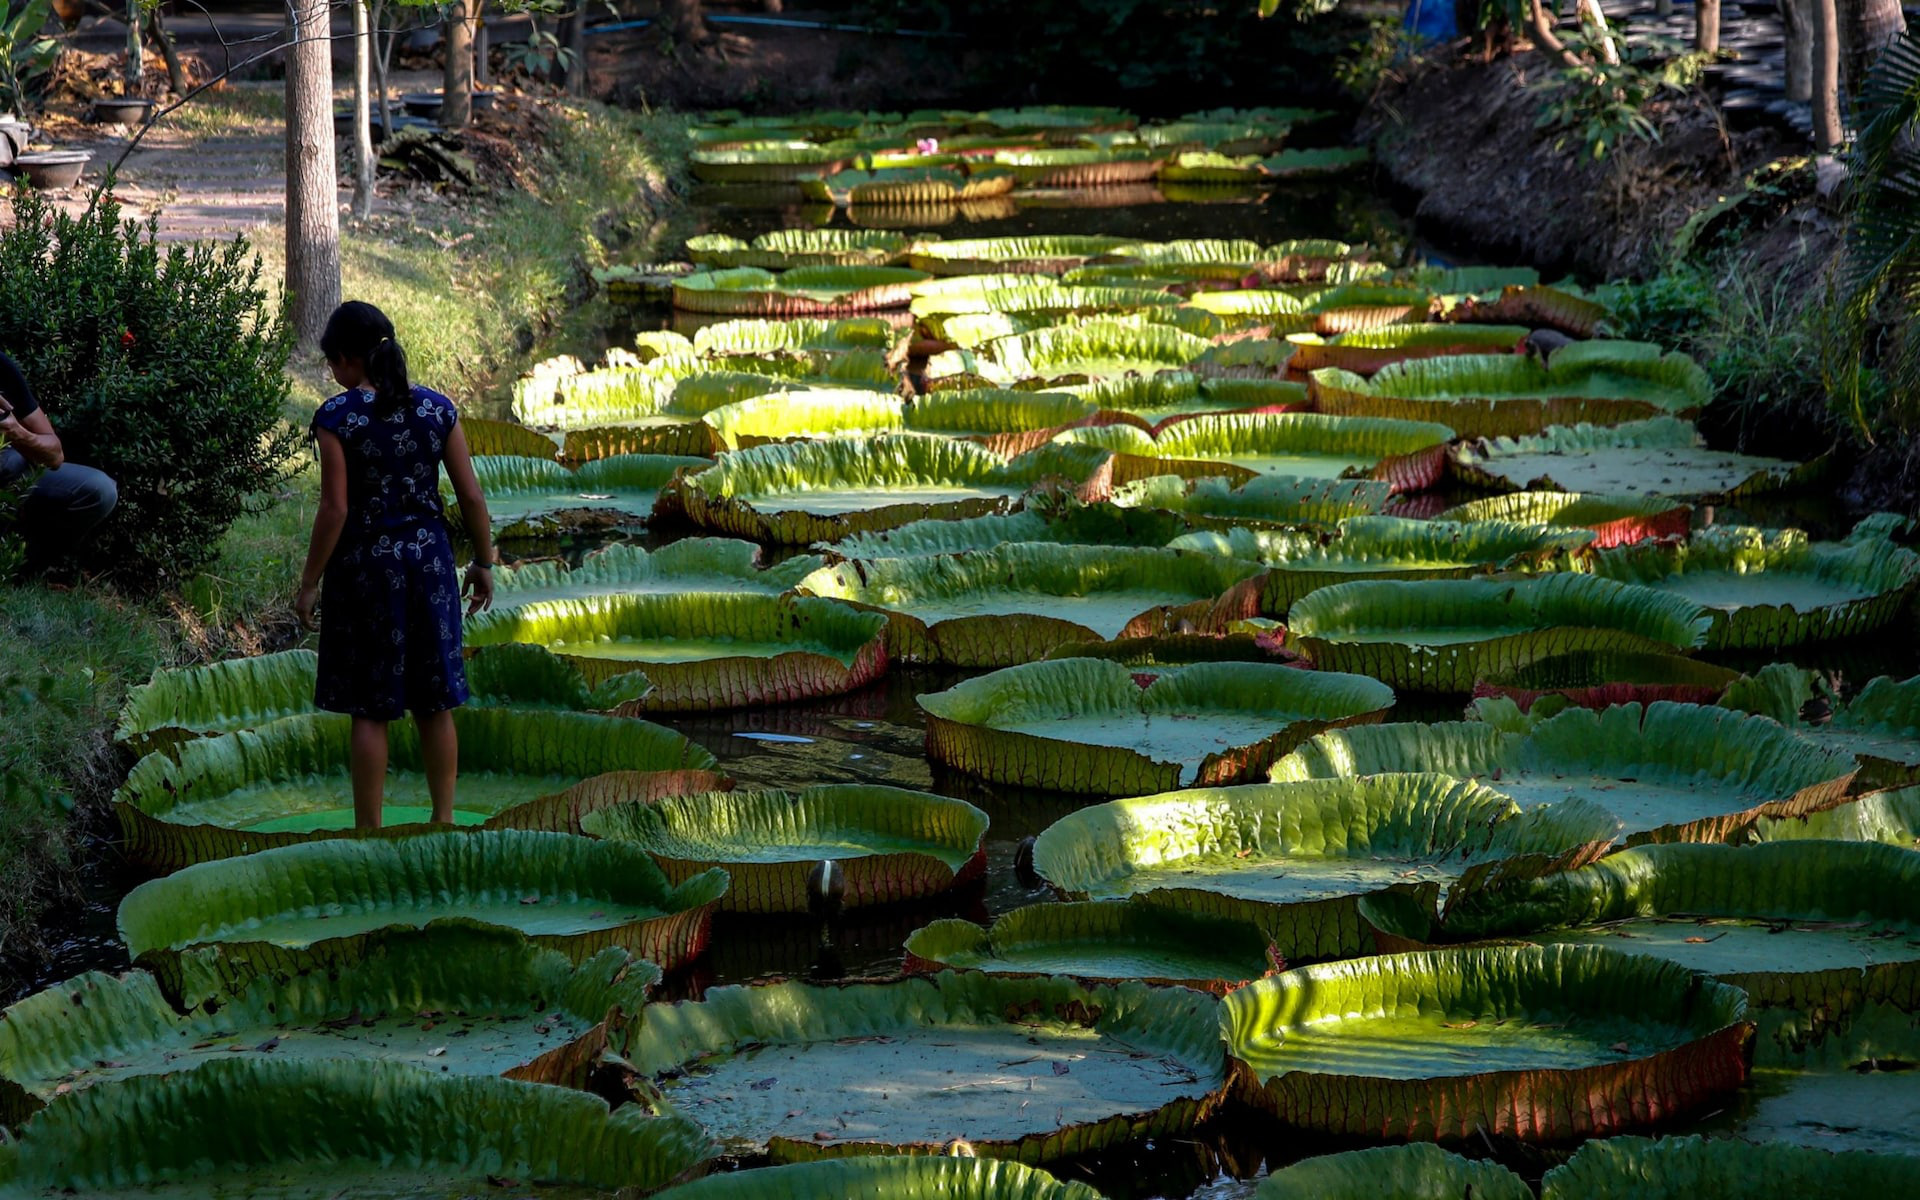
[463,561,495,615]
[294,581,320,630]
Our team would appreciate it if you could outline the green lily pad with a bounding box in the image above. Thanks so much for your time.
[464,454,706,537]
[1057,412,1451,491]
[1272,701,1858,845]
[798,544,1264,667]
[674,266,932,316]
[1540,1134,1920,1195]
[1222,944,1750,1142]
[904,901,1277,994]
[1449,417,1828,500]
[918,658,1393,794]
[626,971,1224,1163]
[581,784,988,914]
[1113,473,1393,528]
[1435,490,1692,547]
[1284,574,1711,694]
[490,539,823,610]
[1256,1144,1531,1200]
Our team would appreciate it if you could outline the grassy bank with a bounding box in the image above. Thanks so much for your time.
[0,96,687,969]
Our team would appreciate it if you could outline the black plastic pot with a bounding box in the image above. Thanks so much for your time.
[15,151,92,191]
[400,92,443,118]
[92,97,155,125]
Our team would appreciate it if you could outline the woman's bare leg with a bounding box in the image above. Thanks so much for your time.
[350,716,390,830]
[415,708,458,824]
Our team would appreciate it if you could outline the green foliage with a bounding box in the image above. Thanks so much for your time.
[0,0,56,119]
[1333,19,1426,101]
[1829,32,1920,438]
[1535,36,1708,162]
[0,185,298,588]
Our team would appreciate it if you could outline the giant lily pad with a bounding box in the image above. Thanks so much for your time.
[1589,525,1920,651]
[801,166,1019,207]
[0,1058,713,1199]
[1257,146,1371,177]
[1726,668,1920,789]
[824,502,1188,560]
[702,390,907,449]
[459,415,560,459]
[1032,774,1615,958]
[1273,701,1857,845]
[1170,516,1592,615]
[1539,1134,1920,1195]
[0,926,660,1121]
[656,1156,1102,1200]
[1435,490,1691,547]
[1113,473,1393,528]
[1473,649,1743,713]
[116,650,323,757]
[581,785,987,914]
[673,436,1114,544]
[903,390,1103,457]
[1057,413,1452,491]
[684,229,913,269]
[919,658,1393,795]
[904,901,1277,994]
[690,144,851,182]
[929,322,1211,388]
[465,454,706,536]
[1311,342,1709,438]
[117,829,729,970]
[907,236,1137,276]
[992,148,1166,187]
[673,266,931,316]
[691,316,901,357]
[624,971,1224,1163]
[1753,786,1920,847]
[116,709,720,868]
[1440,842,1920,1028]
[798,544,1264,667]
[1256,1144,1531,1200]
[492,539,824,610]
[1287,325,1531,375]
[1283,574,1711,693]
[1450,417,1827,500]
[1446,282,1607,337]
[1221,944,1751,1142]
[464,593,889,713]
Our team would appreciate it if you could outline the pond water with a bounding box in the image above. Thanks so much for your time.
[19,173,1912,1197]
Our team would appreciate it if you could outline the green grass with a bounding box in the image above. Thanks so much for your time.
[0,99,688,971]
[160,84,288,139]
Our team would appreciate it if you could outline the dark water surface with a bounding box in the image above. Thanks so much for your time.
[17,180,1895,1197]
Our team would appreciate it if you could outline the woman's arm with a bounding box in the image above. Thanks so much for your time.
[0,406,65,470]
[294,430,350,629]
[442,422,497,613]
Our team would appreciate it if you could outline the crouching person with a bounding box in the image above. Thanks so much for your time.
[0,351,118,571]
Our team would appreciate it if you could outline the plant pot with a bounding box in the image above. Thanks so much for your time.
[470,89,497,112]
[14,151,92,191]
[92,97,154,126]
[0,122,27,169]
[400,93,443,119]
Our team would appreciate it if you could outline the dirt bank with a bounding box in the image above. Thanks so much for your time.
[1360,46,1817,282]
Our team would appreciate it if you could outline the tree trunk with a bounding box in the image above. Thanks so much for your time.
[351,0,376,219]
[150,9,186,95]
[566,4,587,96]
[1529,0,1581,67]
[1845,0,1908,92]
[125,0,143,88]
[1577,0,1620,64]
[285,0,341,345]
[373,0,394,140]
[441,0,473,130]
[1782,0,1814,101]
[660,0,711,46]
[1814,0,1845,149]
[1655,0,1672,16]
[1697,0,1721,53]
[474,6,490,86]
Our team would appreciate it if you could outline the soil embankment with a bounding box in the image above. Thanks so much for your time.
[1360,47,1821,282]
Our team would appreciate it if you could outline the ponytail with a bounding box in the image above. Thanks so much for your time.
[365,335,412,418]
[319,301,412,417]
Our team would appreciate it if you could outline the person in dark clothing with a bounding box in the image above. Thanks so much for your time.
[294,301,497,830]
[0,352,119,569]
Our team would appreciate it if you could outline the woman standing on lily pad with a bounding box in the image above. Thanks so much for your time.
[294,301,497,830]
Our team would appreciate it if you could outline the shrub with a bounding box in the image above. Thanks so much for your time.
[0,184,298,588]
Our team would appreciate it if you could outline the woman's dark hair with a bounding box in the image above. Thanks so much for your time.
[319,300,411,416]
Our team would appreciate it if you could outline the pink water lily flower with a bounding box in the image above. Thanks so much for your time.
[916,137,939,154]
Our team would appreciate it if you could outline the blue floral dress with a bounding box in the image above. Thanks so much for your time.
[311,385,471,720]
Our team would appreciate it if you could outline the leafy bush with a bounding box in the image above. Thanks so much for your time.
[1534,36,1708,162]
[0,185,298,588]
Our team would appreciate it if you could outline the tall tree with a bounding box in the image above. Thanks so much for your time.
[351,0,376,219]
[285,0,341,344]
[1815,0,1845,149]
[1697,0,1720,53]
[1783,0,1814,102]
[1846,0,1909,86]
[442,0,474,129]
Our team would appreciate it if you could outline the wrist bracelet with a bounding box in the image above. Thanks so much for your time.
[470,561,494,571]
